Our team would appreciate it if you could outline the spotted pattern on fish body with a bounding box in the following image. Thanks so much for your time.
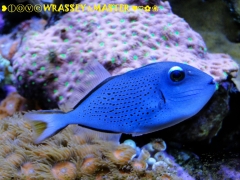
[24,61,216,144]
[80,72,165,131]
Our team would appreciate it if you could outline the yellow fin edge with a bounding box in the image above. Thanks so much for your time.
[31,121,47,137]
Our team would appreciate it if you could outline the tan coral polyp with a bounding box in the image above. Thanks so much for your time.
[51,161,77,180]
[132,160,147,171]
[21,162,36,180]
[110,145,136,165]
[6,152,25,167]
[80,157,99,174]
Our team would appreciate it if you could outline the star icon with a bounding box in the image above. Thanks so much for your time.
[144,5,151,12]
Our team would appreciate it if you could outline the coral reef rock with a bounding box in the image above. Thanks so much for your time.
[12,0,239,109]
[169,148,240,180]
[224,0,240,24]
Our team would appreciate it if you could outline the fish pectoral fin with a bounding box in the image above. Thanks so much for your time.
[58,59,111,112]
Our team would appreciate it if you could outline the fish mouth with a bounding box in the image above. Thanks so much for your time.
[169,88,204,102]
[169,78,216,102]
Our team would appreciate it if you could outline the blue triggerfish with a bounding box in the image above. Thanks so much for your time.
[24,61,216,144]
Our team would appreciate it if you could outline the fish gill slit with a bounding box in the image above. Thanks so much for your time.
[159,90,166,103]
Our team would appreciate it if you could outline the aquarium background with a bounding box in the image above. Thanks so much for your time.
[0,0,240,179]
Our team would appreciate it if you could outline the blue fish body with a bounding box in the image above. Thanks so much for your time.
[24,62,216,143]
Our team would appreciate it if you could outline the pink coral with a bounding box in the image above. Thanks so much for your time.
[0,18,46,60]
[12,0,238,109]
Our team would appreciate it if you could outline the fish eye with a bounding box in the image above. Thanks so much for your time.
[168,66,185,82]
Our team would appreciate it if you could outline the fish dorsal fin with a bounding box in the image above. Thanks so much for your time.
[58,60,111,112]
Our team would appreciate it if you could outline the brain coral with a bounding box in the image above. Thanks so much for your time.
[12,0,239,109]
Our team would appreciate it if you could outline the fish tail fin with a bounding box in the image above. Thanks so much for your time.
[24,110,68,144]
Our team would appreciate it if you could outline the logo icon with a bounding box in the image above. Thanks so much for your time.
[16,4,24,13]
[132,6,138,11]
[2,5,7,12]
[34,4,42,13]
[8,4,16,13]
[144,5,151,12]
[25,4,33,12]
